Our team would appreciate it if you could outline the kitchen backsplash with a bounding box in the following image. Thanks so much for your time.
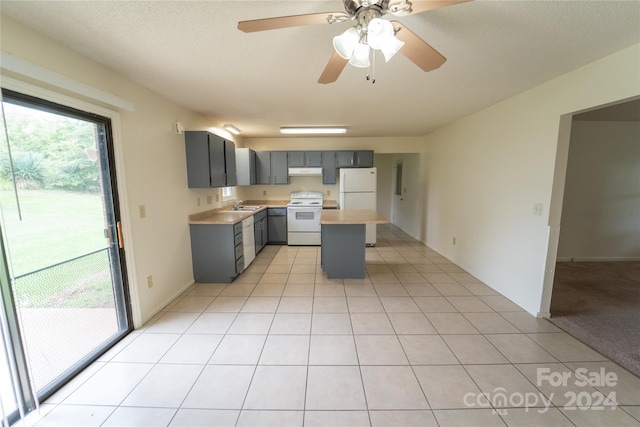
[236,176,340,200]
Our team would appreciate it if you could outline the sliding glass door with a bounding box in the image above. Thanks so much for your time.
[0,89,131,423]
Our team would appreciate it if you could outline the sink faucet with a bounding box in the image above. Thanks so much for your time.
[233,200,243,210]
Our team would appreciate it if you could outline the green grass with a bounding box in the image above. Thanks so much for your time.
[1,190,115,308]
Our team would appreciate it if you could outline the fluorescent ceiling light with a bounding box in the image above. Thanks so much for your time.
[280,127,347,135]
[223,124,241,135]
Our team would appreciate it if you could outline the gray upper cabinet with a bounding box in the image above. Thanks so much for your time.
[288,151,305,167]
[255,151,271,185]
[224,140,237,186]
[355,150,373,168]
[336,150,374,168]
[255,151,289,184]
[288,151,322,167]
[271,151,289,184]
[336,151,355,168]
[185,131,237,188]
[322,151,336,185]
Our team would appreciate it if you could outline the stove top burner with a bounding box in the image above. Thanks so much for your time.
[288,191,324,208]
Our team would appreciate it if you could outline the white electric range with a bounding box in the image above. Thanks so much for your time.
[287,191,323,245]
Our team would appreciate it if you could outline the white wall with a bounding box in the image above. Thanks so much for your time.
[557,120,640,260]
[0,15,242,326]
[420,43,640,316]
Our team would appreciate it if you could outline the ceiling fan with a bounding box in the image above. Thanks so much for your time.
[238,0,471,84]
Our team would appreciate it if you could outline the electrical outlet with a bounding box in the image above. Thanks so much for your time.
[197,197,201,206]
[139,205,146,219]
[453,237,456,245]
[216,194,220,202]
[263,190,267,196]
[207,195,213,204]
[146,275,153,289]
[327,190,331,196]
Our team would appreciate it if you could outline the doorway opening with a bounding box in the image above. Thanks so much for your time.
[546,98,640,376]
[0,89,132,423]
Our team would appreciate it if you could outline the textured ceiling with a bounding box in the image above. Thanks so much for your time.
[2,1,639,137]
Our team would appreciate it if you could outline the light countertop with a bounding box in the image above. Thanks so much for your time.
[320,209,389,225]
[189,199,339,224]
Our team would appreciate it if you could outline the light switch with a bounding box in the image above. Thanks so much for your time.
[139,205,146,219]
[533,203,543,216]
[207,195,212,204]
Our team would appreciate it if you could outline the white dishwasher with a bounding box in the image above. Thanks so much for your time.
[241,216,255,269]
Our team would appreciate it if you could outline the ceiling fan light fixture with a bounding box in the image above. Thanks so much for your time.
[378,35,405,61]
[333,27,360,59]
[367,18,404,61]
[280,127,347,135]
[366,18,393,49]
[349,43,371,68]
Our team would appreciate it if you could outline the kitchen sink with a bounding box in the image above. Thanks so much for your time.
[231,206,263,211]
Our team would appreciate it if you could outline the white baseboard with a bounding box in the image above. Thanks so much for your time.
[537,312,551,319]
[557,257,640,263]
[137,279,196,328]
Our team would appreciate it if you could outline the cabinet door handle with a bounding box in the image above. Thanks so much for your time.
[116,221,124,249]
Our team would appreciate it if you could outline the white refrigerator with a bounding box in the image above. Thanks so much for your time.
[339,167,377,245]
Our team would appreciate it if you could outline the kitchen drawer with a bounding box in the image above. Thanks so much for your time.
[268,208,287,216]
[233,222,243,235]
[254,210,267,222]
[234,232,243,247]
[235,242,243,259]
[236,257,244,273]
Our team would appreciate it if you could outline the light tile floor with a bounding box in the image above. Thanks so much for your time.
[29,225,640,426]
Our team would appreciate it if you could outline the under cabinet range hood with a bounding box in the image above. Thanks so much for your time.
[288,167,323,177]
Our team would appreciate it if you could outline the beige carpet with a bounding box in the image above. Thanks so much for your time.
[550,261,640,377]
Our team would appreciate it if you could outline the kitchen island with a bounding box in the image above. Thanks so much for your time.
[320,209,389,279]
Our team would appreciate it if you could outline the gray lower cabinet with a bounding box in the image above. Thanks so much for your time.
[190,222,243,283]
[321,223,366,279]
[254,210,268,254]
[267,208,287,243]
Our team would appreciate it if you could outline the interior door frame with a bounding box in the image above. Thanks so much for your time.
[391,160,404,226]
[540,95,640,317]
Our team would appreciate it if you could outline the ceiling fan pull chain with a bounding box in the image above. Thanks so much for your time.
[371,50,376,84]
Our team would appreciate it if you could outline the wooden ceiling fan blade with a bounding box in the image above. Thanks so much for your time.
[392,21,446,72]
[392,0,472,16]
[238,12,347,33]
[318,52,348,84]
